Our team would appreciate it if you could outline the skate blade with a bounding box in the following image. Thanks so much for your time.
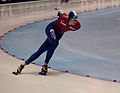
[12,72,19,75]
[38,72,47,76]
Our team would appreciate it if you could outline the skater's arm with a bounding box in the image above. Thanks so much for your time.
[72,21,81,31]
[57,10,68,19]
[57,10,64,17]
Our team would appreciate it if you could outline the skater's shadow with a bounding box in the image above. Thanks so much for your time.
[22,72,40,76]
[22,70,66,76]
[47,70,66,76]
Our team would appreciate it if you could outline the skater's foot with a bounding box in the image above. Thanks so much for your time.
[12,64,24,75]
[39,65,48,76]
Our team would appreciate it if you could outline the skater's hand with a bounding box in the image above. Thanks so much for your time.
[57,10,64,17]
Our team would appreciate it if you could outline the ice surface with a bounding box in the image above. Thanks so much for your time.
[1,7,120,82]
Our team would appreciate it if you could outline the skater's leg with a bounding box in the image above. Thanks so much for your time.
[13,39,50,75]
[20,39,49,68]
[39,22,61,75]
[45,40,59,64]
[39,39,59,75]
[25,38,49,65]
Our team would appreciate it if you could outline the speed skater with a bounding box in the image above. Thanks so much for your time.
[12,10,81,75]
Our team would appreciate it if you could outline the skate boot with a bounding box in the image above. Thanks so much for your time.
[12,64,24,75]
[39,65,48,76]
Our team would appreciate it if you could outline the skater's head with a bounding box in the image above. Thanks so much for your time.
[68,11,78,20]
[68,11,78,25]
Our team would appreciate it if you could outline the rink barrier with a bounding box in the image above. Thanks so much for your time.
[0,0,120,20]
[113,80,117,82]
[86,75,90,77]
[65,70,69,73]
[0,6,120,83]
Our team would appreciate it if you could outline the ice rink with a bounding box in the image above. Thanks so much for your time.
[0,0,120,93]
[1,7,120,83]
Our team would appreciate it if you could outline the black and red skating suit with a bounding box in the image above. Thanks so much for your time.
[54,13,81,34]
[25,12,81,65]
